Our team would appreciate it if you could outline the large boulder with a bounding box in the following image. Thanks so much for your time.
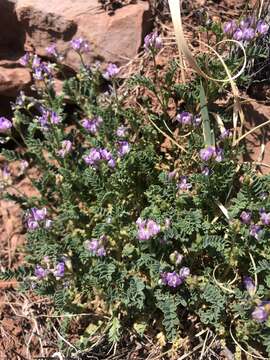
[15,0,153,70]
[0,60,31,97]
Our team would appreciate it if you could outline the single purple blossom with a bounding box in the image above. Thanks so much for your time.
[193,115,201,127]
[46,44,58,57]
[54,262,65,278]
[136,218,160,241]
[166,271,183,288]
[31,207,47,222]
[117,141,130,157]
[83,148,102,166]
[201,166,210,176]
[58,140,72,158]
[223,20,237,35]
[96,247,106,257]
[243,276,256,296]
[82,116,103,134]
[240,211,252,225]
[176,111,193,125]
[242,27,255,41]
[27,219,39,230]
[144,32,162,52]
[256,20,269,35]
[35,265,48,279]
[233,28,244,41]
[240,17,253,29]
[215,147,224,162]
[19,53,30,67]
[252,303,269,323]
[250,224,262,240]
[85,237,106,257]
[32,55,41,69]
[179,267,190,279]
[103,63,120,80]
[116,125,127,137]
[199,146,216,162]
[177,176,192,191]
[20,160,29,172]
[70,38,90,53]
[0,117,12,133]
[260,211,270,226]
[220,129,231,140]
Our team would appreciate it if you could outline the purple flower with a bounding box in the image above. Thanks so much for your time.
[27,219,39,230]
[240,211,252,224]
[103,63,120,80]
[82,116,103,134]
[242,27,255,41]
[46,44,58,57]
[85,237,106,257]
[256,20,269,35]
[193,115,201,127]
[233,28,244,41]
[116,125,127,138]
[50,111,61,124]
[215,147,224,162]
[176,112,193,125]
[199,146,216,162]
[33,62,53,81]
[144,32,162,52]
[58,140,72,158]
[70,38,90,53]
[54,262,65,278]
[179,267,190,279]
[32,55,41,69]
[26,207,51,231]
[240,17,253,29]
[223,20,237,35]
[243,276,256,296]
[19,53,30,67]
[31,207,47,221]
[250,224,262,240]
[117,141,130,157]
[260,211,270,226]
[252,302,270,323]
[34,265,48,279]
[38,109,60,130]
[0,117,12,133]
[83,148,102,166]
[166,271,183,288]
[136,218,160,241]
[177,176,192,191]
[20,160,29,172]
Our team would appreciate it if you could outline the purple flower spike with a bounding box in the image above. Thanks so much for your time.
[0,117,12,133]
[240,211,252,225]
[256,20,269,35]
[179,267,190,279]
[70,37,90,53]
[82,116,103,134]
[199,146,216,162]
[176,112,193,125]
[233,28,244,41]
[35,265,48,279]
[144,32,162,52]
[54,262,65,278]
[85,236,107,257]
[58,140,72,158]
[250,224,262,240]
[223,20,237,35]
[117,141,130,157]
[260,211,270,226]
[103,63,120,80]
[177,176,192,191]
[243,276,256,296]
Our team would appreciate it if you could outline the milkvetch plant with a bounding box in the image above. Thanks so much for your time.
[1,17,270,357]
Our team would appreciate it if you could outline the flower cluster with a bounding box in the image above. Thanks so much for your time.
[117,140,130,157]
[136,218,160,241]
[223,17,269,42]
[83,148,115,169]
[81,116,103,134]
[20,53,53,81]
[26,207,52,230]
[176,112,201,127]
[103,63,120,80]
[243,276,256,297]
[34,257,66,280]
[0,117,12,133]
[70,37,90,53]
[199,146,223,162]
[85,236,106,257]
[240,208,270,239]
[144,32,162,52]
[116,125,128,138]
[177,176,192,191]
[161,267,190,288]
[38,108,61,130]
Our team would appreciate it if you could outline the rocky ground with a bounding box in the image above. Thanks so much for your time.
[0,0,270,358]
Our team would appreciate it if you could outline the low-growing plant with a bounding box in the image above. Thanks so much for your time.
[1,13,270,358]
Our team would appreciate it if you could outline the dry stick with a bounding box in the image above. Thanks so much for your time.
[52,323,78,352]
[199,329,210,360]
[234,118,270,145]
